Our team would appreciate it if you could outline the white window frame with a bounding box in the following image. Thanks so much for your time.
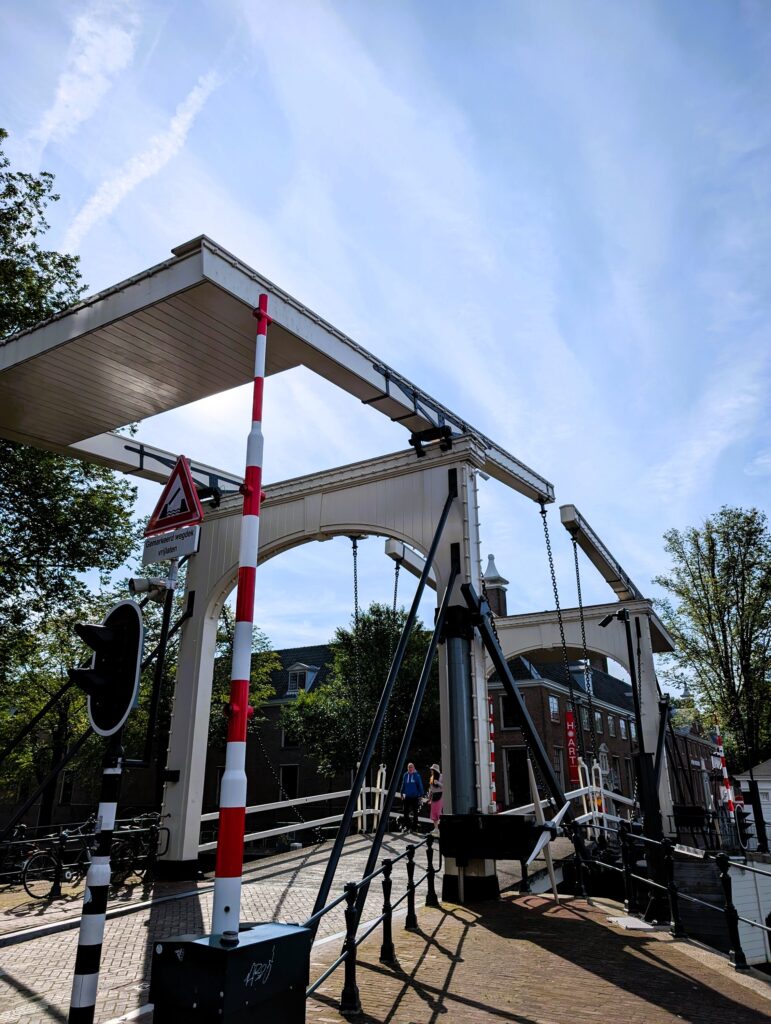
[619,719,627,740]
[549,695,560,723]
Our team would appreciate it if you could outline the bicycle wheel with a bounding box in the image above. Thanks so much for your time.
[110,839,136,883]
[23,851,58,901]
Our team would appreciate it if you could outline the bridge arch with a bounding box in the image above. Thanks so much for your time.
[161,438,492,870]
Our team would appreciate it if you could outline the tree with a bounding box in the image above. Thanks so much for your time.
[0,129,137,820]
[281,602,440,779]
[0,127,84,336]
[207,606,280,748]
[654,507,771,770]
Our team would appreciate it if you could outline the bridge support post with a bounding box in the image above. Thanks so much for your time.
[441,605,499,902]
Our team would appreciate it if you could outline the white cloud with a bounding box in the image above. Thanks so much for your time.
[63,71,220,250]
[24,0,140,163]
[645,351,769,507]
[745,449,771,477]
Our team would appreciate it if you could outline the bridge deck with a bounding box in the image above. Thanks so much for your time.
[309,894,771,1024]
[0,836,768,1022]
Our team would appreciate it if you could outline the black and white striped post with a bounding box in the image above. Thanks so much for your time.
[67,600,144,1023]
[68,734,123,1023]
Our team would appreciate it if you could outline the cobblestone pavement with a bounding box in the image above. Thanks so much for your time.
[0,832,447,1023]
[308,894,771,1024]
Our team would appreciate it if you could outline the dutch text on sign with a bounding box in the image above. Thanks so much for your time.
[143,525,200,565]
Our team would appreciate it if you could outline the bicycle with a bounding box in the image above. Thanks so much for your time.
[111,813,168,884]
[0,825,38,889]
[22,815,97,901]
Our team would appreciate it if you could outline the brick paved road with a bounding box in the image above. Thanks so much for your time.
[0,833,444,1023]
[308,894,771,1024]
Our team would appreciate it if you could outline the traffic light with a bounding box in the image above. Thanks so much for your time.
[735,804,755,851]
[69,600,144,737]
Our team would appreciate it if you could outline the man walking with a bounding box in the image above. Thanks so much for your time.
[401,762,424,832]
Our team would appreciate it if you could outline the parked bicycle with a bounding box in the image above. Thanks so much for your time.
[0,825,38,889]
[22,814,97,901]
[111,813,168,884]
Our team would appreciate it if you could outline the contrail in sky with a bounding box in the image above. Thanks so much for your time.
[64,71,221,251]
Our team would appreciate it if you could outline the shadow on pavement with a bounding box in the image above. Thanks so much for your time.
[477,894,771,1024]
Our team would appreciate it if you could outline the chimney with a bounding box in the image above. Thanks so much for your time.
[483,554,509,618]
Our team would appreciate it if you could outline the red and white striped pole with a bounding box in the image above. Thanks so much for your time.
[211,293,270,938]
[715,725,735,814]
[488,695,497,813]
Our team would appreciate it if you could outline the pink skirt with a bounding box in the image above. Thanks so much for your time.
[430,796,443,824]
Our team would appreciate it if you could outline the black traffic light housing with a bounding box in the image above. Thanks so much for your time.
[735,803,755,851]
[69,600,144,737]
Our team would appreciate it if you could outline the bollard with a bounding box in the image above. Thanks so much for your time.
[571,830,586,899]
[380,859,395,965]
[405,844,418,931]
[619,821,637,915]
[716,854,749,971]
[340,882,362,1014]
[519,857,531,894]
[425,835,439,908]
[661,838,685,938]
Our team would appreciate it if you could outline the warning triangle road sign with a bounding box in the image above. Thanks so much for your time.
[144,456,204,537]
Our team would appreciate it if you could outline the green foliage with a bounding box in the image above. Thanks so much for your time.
[654,506,771,770]
[0,442,138,686]
[0,128,85,336]
[208,606,280,748]
[281,602,440,778]
[0,129,137,817]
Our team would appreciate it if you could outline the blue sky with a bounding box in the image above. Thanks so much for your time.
[2,0,770,651]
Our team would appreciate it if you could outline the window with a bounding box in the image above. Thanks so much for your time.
[287,671,306,695]
[280,764,300,800]
[612,757,621,790]
[608,716,616,738]
[500,695,520,730]
[594,711,604,734]
[549,696,560,722]
[619,719,627,740]
[630,721,637,742]
[625,759,634,793]
[282,727,299,748]
[580,706,590,731]
[761,791,770,804]
[552,748,564,787]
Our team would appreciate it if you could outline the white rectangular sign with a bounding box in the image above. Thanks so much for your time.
[142,525,200,565]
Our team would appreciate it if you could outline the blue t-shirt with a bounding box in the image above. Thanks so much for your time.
[402,771,424,798]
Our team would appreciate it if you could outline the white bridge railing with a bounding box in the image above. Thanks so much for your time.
[197,785,395,854]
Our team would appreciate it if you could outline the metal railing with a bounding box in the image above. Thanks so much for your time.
[304,833,440,1014]
[197,786,427,853]
[577,820,771,971]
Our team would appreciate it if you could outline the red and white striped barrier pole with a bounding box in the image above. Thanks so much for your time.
[211,293,271,938]
[715,726,735,814]
[488,695,497,813]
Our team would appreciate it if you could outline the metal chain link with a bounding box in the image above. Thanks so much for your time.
[570,535,599,764]
[350,537,363,756]
[482,579,556,815]
[539,504,585,761]
[380,562,401,768]
[253,727,324,842]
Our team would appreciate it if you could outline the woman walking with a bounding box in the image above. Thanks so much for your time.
[427,763,443,829]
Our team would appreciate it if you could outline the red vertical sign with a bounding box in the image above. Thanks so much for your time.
[565,711,579,786]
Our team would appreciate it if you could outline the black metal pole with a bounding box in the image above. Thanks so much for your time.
[352,561,458,925]
[339,882,361,1014]
[379,859,395,964]
[308,471,457,928]
[619,610,663,844]
[716,853,748,971]
[405,844,418,930]
[461,582,570,817]
[143,563,178,768]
